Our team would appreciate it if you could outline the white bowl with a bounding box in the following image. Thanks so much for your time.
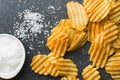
[0,34,25,79]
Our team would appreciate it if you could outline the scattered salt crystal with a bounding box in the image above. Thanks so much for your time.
[48,6,55,10]
[56,6,61,10]
[48,5,56,14]
[27,51,30,55]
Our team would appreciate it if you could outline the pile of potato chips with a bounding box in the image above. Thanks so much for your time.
[30,0,120,80]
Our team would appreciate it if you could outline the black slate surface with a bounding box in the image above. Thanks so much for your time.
[0,0,112,80]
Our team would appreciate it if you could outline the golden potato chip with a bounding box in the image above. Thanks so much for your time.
[106,45,116,56]
[112,38,120,48]
[104,21,118,44]
[109,1,120,24]
[83,0,103,14]
[52,27,72,45]
[30,54,59,77]
[88,33,109,68]
[83,0,110,22]
[88,21,104,42]
[105,50,120,80]
[43,55,59,76]
[49,39,68,57]
[30,55,48,74]
[68,31,87,51]
[52,19,72,33]
[56,58,78,76]
[66,1,88,31]
[82,65,101,80]
[111,24,120,48]
[47,31,68,51]
[61,76,79,80]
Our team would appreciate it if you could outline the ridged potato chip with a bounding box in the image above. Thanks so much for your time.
[52,19,72,33]
[112,38,120,48]
[82,65,101,80]
[109,1,120,24]
[88,21,104,42]
[30,55,48,75]
[49,39,68,57]
[56,58,78,76]
[83,0,103,14]
[67,31,87,51]
[47,31,68,51]
[83,0,110,22]
[106,45,116,56]
[61,76,79,80]
[30,54,59,77]
[105,50,120,80]
[88,33,109,68]
[104,21,118,44]
[111,24,120,48]
[66,1,88,31]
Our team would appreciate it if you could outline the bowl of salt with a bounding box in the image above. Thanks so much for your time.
[0,34,25,79]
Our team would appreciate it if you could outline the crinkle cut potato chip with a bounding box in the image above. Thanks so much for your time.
[56,58,78,76]
[106,45,116,56]
[66,1,88,31]
[47,31,68,51]
[112,38,120,48]
[30,54,59,77]
[88,33,109,68]
[83,0,111,22]
[30,55,48,74]
[104,21,118,44]
[88,42,109,68]
[49,39,68,57]
[88,21,104,42]
[82,65,101,80]
[112,24,120,48]
[105,50,120,80]
[61,76,79,80]
[109,1,120,24]
[67,31,87,51]
[52,19,72,33]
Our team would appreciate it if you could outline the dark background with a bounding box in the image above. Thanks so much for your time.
[0,0,112,80]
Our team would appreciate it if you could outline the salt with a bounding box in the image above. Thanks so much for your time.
[0,34,24,74]
[13,10,45,41]
[12,7,59,52]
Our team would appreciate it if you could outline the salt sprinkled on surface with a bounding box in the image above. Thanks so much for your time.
[16,11,44,38]
[13,9,50,52]
[13,4,60,52]
[14,9,44,40]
